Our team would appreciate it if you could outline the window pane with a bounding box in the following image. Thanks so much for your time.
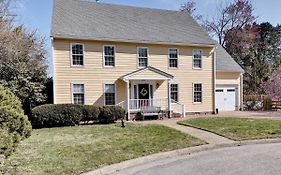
[170,84,178,102]
[193,59,202,68]
[193,49,202,59]
[139,58,148,67]
[73,84,84,93]
[105,93,115,105]
[73,94,84,105]
[169,59,178,68]
[105,56,115,66]
[104,46,115,56]
[72,55,84,65]
[138,48,148,57]
[72,44,83,55]
[194,84,202,103]
[105,84,115,93]
[169,49,178,58]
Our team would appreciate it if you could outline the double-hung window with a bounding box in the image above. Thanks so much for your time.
[193,49,203,69]
[138,47,148,68]
[193,83,202,103]
[73,84,85,105]
[170,84,179,102]
[104,45,115,67]
[71,44,84,66]
[169,48,179,68]
[104,84,115,105]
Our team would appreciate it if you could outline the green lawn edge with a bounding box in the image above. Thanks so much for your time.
[1,123,206,175]
[178,117,281,141]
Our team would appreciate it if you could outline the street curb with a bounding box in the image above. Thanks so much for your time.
[82,138,281,175]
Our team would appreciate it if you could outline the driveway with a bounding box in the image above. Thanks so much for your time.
[218,111,281,120]
[112,143,281,175]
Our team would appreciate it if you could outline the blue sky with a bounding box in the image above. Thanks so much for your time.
[15,0,281,76]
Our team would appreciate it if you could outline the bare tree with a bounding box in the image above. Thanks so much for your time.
[205,0,256,46]
[180,0,202,21]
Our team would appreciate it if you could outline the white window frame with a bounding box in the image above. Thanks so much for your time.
[168,48,179,69]
[193,83,203,104]
[71,83,85,105]
[192,49,203,70]
[103,83,116,106]
[103,45,116,68]
[170,83,179,103]
[137,47,149,68]
[70,43,84,67]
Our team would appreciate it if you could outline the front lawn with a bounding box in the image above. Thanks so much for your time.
[178,117,281,141]
[1,124,204,175]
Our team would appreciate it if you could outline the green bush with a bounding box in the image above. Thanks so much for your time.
[31,104,83,128]
[98,106,126,124]
[81,105,100,123]
[0,85,32,157]
[31,104,124,128]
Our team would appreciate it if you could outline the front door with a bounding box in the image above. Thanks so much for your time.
[138,84,150,99]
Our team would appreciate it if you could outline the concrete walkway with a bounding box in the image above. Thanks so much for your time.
[139,118,235,145]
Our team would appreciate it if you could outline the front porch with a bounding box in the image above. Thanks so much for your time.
[117,66,186,120]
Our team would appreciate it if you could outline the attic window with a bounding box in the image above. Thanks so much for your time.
[71,43,84,66]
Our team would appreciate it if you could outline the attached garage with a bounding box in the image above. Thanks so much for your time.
[215,85,238,111]
[215,45,244,111]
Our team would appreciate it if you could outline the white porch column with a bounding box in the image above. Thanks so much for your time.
[167,79,171,118]
[126,80,130,120]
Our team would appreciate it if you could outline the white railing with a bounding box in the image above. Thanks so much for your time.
[116,100,126,109]
[171,99,186,118]
[129,98,168,111]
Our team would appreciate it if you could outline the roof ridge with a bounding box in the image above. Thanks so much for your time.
[75,0,187,14]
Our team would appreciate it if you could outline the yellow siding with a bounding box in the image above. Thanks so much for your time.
[216,72,243,109]
[53,39,215,112]
[216,72,241,85]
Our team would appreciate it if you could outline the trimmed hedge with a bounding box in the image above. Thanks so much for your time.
[0,85,32,157]
[31,104,125,128]
[98,106,126,124]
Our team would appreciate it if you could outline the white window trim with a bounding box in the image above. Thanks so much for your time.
[193,83,203,104]
[170,83,179,103]
[103,83,117,106]
[103,45,116,68]
[71,83,85,104]
[168,48,179,69]
[70,43,85,67]
[192,49,203,70]
[137,47,149,69]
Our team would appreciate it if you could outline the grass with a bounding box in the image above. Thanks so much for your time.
[178,117,281,141]
[1,124,205,175]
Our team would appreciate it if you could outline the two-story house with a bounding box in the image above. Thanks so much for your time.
[51,0,244,119]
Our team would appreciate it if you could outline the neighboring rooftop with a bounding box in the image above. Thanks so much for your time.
[216,44,244,73]
[51,0,216,46]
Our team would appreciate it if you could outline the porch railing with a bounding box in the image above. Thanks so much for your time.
[129,98,168,111]
[171,99,186,118]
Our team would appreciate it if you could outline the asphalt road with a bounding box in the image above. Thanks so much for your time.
[113,143,281,175]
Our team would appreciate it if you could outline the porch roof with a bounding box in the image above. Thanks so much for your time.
[121,66,174,81]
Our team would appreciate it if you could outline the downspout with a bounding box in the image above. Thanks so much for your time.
[213,46,217,114]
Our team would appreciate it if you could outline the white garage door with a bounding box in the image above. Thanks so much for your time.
[215,86,237,111]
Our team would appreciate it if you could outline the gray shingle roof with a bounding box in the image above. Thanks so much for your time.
[216,44,244,73]
[51,0,216,46]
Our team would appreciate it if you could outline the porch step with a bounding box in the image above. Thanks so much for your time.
[172,112,182,118]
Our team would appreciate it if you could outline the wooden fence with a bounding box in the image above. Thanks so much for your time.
[243,95,281,111]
